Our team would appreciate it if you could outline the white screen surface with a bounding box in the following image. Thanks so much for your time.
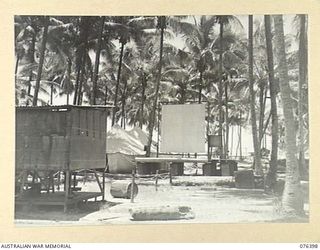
[160,104,206,153]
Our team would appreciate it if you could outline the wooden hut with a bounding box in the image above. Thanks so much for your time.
[15,105,111,211]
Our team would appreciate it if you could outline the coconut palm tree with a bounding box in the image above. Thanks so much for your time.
[274,15,304,214]
[298,14,308,179]
[14,16,41,99]
[72,16,91,105]
[146,16,166,156]
[92,16,105,105]
[211,26,246,158]
[248,15,263,175]
[32,16,49,106]
[215,15,243,159]
[110,16,148,125]
[264,15,279,189]
[180,16,217,103]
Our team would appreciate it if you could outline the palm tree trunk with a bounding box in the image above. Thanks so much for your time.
[73,57,82,105]
[248,15,263,175]
[74,17,89,105]
[259,82,265,144]
[274,15,304,214]
[66,91,69,105]
[77,53,87,105]
[230,125,234,156]
[239,112,242,159]
[264,15,279,189]
[92,16,105,105]
[50,83,53,105]
[112,41,125,126]
[259,87,268,145]
[121,80,128,128]
[104,85,108,105]
[225,80,229,158]
[180,81,186,104]
[32,16,49,106]
[66,58,72,105]
[218,21,224,159]
[298,14,307,179]
[198,70,203,103]
[140,72,147,128]
[147,16,165,157]
[27,32,36,95]
[73,18,83,105]
[15,55,20,84]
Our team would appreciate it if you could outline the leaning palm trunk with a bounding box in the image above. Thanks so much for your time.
[264,15,278,189]
[274,15,304,215]
[15,55,20,85]
[32,16,49,106]
[248,15,262,175]
[298,14,307,179]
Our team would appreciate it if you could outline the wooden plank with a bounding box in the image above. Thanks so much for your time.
[16,192,103,206]
[102,170,105,201]
[64,170,70,212]
[94,171,103,193]
[135,157,211,163]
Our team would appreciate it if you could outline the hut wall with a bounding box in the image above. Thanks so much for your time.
[69,108,106,170]
[16,107,107,171]
[16,108,69,171]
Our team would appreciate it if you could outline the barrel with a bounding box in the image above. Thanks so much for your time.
[110,180,138,199]
[170,162,184,176]
[202,160,220,176]
[234,170,255,189]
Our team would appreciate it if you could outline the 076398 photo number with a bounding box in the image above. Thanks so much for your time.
[300,244,318,248]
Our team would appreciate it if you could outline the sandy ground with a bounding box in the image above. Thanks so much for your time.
[15,171,309,226]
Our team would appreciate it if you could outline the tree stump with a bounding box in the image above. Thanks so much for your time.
[129,205,195,221]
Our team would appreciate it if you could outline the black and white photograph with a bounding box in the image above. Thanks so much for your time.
[14,14,309,226]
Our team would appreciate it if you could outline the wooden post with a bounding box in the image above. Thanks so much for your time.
[46,171,50,194]
[155,170,159,191]
[57,171,61,191]
[130,169,135,203]
[207,102,211,161]
[195,163,198,176]
[94,171,103,193]
[169,164,173,185]
[64,170,70,213]
[156,102,161,157]
[73,172,77,189]
[19,170,27,195]
[63,172,67,191]
[102,169,106,201]
[32,170,36,185]
[51,171,55,193]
